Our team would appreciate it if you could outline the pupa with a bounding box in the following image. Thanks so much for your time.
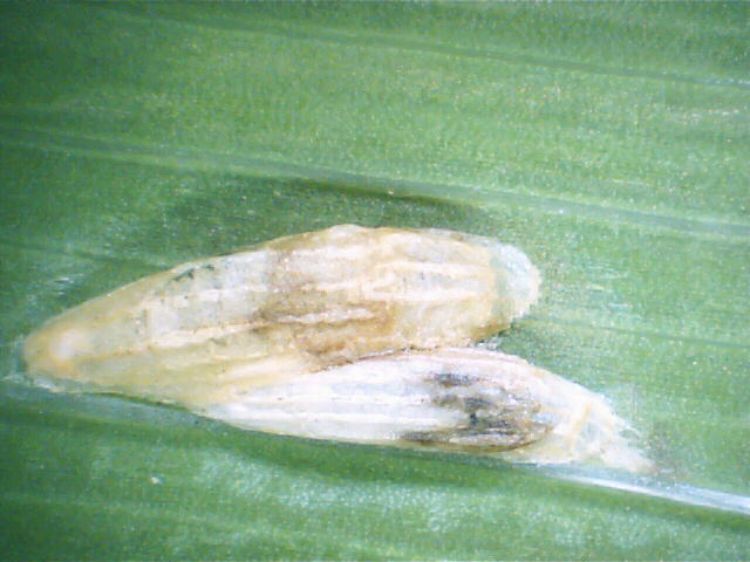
[24,225,540,407]
[206,348,651,472]
[23,224,648,471]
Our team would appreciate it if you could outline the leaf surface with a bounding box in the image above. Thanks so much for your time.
[1,3,748,559]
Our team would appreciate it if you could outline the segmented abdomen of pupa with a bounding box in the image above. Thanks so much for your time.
[24,225,540,407]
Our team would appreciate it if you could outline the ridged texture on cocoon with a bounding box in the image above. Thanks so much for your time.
[24,225,540,407]
[208,348,651,473]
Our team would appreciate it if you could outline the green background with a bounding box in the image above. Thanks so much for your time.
[1,2,748,559]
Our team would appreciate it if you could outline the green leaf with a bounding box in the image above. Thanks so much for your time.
[1,2,748,559]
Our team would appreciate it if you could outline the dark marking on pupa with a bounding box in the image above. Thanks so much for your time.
[402,374,552,452]
[172,267,196,283]
[433,372,476,388]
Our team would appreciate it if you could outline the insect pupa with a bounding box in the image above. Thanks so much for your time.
[207,348,651,473]
[24,225,540,407]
